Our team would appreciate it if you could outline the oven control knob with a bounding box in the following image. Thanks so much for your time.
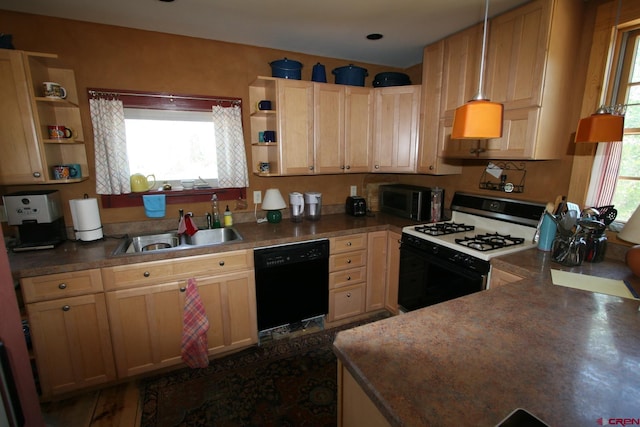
[431,245,439,254]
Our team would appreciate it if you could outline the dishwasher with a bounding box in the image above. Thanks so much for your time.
[254,239,329,333]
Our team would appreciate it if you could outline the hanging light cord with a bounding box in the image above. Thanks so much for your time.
[472,0,491,101]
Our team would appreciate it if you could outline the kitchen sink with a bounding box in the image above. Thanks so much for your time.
[112,228,243,255]
[184,228,242,246]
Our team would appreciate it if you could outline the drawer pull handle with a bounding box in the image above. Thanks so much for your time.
[346,242,352,246]
[219,260,225,266]
[347,276,351,281]
[143,271,150,277]
[180,287,186,292]
[62,305,70,312]
[347,259,352,264]
[58,283,67,290]
[346,292,352,298]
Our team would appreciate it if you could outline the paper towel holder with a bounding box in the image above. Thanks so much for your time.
[69,197,104,241]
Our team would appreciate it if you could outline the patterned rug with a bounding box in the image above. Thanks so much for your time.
[140,312,390,427]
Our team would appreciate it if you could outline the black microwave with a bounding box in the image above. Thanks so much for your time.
[379,184,444,222]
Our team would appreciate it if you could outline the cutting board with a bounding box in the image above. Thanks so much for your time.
[550,269,639,300]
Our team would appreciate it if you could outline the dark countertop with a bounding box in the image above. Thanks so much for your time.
[8,212,414,279]
[333,248,640,427]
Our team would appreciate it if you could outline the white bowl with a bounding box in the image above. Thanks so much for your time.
[181,180,195,189]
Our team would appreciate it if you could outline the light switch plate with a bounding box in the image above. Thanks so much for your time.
[253,191,262,204]
[350,185,357,197]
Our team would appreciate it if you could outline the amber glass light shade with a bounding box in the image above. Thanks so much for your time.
[575,113,624,143]
[451,100,504,139]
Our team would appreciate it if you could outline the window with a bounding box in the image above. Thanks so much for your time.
[124,108,218,188]
[611,28,640,221]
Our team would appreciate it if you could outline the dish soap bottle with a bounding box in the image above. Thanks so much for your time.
[211,194,221,228]
[224,205,233,227]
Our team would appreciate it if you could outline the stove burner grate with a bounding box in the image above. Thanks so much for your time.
[455,233,525,251]
[414,222,475,236]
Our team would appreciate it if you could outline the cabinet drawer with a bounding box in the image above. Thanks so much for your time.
[102,249,253,290]
[21,269,103,303]
[330,233,367,254]
[329,250,366,271]
[328,283,366,322]
[330,267,366,289]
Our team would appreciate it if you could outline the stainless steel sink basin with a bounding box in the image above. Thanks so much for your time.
[184,228,243,246]
[113,228,243,255]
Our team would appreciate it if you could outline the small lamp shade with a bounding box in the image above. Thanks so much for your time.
[451,100,504,139]
[262,188,287,223]
[575,113,624,143]
[618,204,640,245]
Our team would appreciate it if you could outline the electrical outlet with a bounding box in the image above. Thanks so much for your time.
[253,190,262,204]
[350,185,357,197]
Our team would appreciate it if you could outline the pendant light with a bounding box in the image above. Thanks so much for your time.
[575,0,626,143]
[451,0,503,140]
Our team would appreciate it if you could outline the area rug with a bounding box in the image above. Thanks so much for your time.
[140,312,390,427]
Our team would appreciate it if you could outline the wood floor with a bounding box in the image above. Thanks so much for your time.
[41,381,142,427]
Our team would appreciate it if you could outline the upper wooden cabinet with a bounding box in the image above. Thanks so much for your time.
[441,0,583,160]
[417,24,483,174]
[314,84,373,174]
[0,50,88,184]
[372,85,421,173]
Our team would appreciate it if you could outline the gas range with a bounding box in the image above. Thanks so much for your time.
[402,193,545,261]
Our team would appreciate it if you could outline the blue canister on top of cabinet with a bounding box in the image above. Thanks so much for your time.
[312,63,327,83]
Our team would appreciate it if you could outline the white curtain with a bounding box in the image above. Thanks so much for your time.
[89,97,131,194]
[585,141,622,207]
[212,105,249,188]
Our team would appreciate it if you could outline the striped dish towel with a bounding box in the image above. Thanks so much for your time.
[181,278,210,368]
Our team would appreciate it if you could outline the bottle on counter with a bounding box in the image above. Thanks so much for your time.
[211,194,221,228]
[224,205,233,227]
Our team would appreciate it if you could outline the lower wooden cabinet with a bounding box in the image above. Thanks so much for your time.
[489,267,525,289]
[366,231,388,312]
[338,361,390,427]
[26,293,116,398]
[385,231,401,314]
[106,270,257,378]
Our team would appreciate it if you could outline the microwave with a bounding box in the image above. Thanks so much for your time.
[379,184,444,222]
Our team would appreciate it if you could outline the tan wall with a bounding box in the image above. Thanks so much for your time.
[0,7,591,228]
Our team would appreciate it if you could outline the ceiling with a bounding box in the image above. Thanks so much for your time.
[1,0,530,68]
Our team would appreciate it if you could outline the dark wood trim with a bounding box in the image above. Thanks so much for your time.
[87,88,242,111]
[101,188,245,208]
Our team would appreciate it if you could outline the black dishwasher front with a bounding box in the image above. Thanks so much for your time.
[254,239,329,332]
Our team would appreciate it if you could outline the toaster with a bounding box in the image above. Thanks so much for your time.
[346,196,367,217]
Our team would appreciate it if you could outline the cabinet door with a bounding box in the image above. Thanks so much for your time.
[417,41,462,175]
[314,83,345,174]
[344,87,373,173]
[484,0,550,109]
[328,283,366,322]
[27,293,116,398]
[385,231,401,314]
[440,24,483,117]
[197,271,258,354]
[277,79,314,175]
[366,231,387,312]
[106,281,185,377]
[372,85,420,173]
[0,49,45,184]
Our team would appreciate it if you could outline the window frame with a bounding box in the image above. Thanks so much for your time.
[87,88,246,208]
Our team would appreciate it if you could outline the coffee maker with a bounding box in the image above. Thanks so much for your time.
[2,190,67,251]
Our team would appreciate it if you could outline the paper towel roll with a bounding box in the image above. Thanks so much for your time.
[69,198,103,241]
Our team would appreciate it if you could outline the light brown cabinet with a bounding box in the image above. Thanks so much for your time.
[103,250,257,378]
[328,233,368,322]
[372,85,421,173]
[249,77,314,176]
[314,84,373,174]
[489,267,525,289]
[442,0,582,160]
[384,231,401,314]
[21,269,116,399]
[0,50,88,184]
[366,231,387,312]
[417,24,482,174]
[338,361,390,427]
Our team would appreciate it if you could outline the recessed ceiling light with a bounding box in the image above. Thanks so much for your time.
[366,33,383,41]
